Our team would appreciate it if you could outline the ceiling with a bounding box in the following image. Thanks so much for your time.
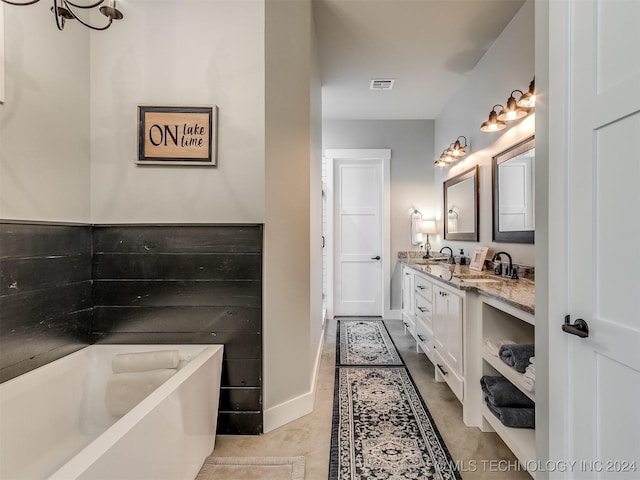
[314,0,526,120]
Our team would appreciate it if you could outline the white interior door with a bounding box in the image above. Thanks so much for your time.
[334,158,383,316]
[553,0,640,476]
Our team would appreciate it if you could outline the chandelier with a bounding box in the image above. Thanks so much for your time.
[1,0,124,31]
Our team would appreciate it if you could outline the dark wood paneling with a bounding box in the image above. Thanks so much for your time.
[0,222,92,383]
[93,253,261,281]
[92,306,261,333]
[93,225,262,254]
[0,255,91,296]
[93,280,261,308]
[219,388,262,411]
[0,223,91,258]
[222,359,261,387]
[217,412,263,435]
[1,282,92,332]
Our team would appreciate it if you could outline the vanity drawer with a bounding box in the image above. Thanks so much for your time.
[415,296,433,329]
[414,276,433,299]
[433,349,464,402]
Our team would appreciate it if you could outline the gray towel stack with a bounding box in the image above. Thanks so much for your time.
[481,375,535,429]
[498,344,534,373]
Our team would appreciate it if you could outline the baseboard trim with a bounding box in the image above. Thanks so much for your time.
[263,319,327,433]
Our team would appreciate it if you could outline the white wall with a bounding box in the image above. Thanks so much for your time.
[89,0,265,224]
[263,0,322,430]
[433,0,535,266]
[0,4,90,222]
[322,119,436,310]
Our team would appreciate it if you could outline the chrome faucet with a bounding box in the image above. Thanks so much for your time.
[440,246,455,264]
[492,251,518,279]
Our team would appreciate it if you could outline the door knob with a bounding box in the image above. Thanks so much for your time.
[371,256,381,260]
[562,315,589,338]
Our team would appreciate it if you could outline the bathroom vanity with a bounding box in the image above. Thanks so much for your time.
[400,254,536,477]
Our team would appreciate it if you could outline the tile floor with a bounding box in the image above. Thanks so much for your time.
[207,318,532,479]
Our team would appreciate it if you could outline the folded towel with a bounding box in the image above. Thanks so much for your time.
[499,344,535,373]
[519,375,535,392]
[112,350,180,373]
[525,364,536,375]
[483,339,516,357]
[480,376,534,408]
[485,398,535,429]
[105,369,176,416]
[529,357,535,365]
[523,368,535,381]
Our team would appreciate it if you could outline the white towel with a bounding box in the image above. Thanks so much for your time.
[523,368,535,380]
[112,350,180,373]
[105,369,177,417]
[519,375,535,392]
[484,339,516,357]
[529,357,535,365]
[410,219,420,245]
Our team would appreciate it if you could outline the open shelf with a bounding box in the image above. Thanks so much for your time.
[482,403,536,478]
[482,345,535,402]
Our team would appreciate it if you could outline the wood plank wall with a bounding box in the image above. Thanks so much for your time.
[92,225,263,434]
[0,222,93,383]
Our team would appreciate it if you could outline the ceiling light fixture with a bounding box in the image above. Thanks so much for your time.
[517,78,536,108]
[480,105,507,132]
[1,0,124,31]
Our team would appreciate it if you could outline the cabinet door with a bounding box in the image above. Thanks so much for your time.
[433,286,463,376]
[401,267,414,315]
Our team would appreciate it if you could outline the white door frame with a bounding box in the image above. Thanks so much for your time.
[325,149,391,319]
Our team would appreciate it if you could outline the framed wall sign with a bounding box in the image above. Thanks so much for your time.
[137,105,217,166]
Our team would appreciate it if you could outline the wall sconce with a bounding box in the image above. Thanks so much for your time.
[497,91,530,121]
[446,136,468,158]
[435,136,468,167]
[480,105,507,132]
[1,0,124,31]
[417,219,437,258]
[517,77,536,108]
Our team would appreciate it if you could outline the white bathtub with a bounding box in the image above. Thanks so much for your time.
[0,344,223,480]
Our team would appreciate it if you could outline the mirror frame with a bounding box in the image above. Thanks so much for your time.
[444,165,479,241]
[492,135,535,244]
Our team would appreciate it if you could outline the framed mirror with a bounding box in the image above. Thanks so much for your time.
[492,136,535,243]
[444,165,479,241]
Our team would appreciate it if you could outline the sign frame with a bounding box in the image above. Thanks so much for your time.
[137,105,217,166]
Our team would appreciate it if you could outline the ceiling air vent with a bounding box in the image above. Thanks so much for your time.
[370,79,395,91]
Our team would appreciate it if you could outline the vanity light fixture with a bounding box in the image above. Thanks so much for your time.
[517,78,536,108]
[480,105,507,132]
[1,0,124,31]
[496,91,530,121]
[447,136,468,158]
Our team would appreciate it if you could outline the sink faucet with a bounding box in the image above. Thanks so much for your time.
[440,246,455,264]
[491,251,518,279]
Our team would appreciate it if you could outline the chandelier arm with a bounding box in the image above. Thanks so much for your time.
[65,0,104,9]
[63,0,112,30]
[53,0,65,30]
[1,0,41,6]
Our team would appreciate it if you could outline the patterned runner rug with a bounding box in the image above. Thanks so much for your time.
[329,366,461,480]
[336,319,404,366]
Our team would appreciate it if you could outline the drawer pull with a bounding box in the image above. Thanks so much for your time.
[417,285,426,290]
[417,306,427,313]
[436,363,448,376]
[417,334,426,341]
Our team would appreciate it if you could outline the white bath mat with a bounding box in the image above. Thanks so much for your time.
[196,456,305,480]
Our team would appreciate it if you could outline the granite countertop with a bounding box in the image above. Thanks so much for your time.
[399,256,535,315]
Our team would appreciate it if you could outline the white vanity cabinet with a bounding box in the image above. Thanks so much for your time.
[400,264,464,402]
[432,283,464,401]
[401,264,415,336]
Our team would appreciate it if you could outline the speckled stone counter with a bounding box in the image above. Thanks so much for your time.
[398,255,535,315]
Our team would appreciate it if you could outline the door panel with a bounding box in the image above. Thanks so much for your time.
[564,0,640,474]
[334,160,383,316]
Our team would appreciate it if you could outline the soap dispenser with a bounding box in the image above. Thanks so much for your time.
[494,259,503,275]
[458,249,467,266]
